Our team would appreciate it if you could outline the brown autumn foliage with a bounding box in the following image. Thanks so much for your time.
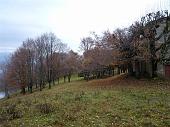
[80,10,170,78]
[2,33,81,94]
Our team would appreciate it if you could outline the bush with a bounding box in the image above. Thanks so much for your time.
[0,104,23,122]
[36,103,55,114]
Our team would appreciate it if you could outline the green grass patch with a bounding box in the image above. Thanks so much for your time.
[0,75,170,127]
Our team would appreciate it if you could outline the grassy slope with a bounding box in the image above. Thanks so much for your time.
[0,74,170,127]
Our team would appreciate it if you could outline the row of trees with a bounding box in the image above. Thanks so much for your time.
[80,10,170,78]
[1,33,82,95]
[0,10,169,96]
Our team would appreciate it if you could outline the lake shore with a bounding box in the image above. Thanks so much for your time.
[0,92,5,99]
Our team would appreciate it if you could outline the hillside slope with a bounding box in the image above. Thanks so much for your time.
[0,74,170,127]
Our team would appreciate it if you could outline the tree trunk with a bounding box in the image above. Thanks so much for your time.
[5,85,9,99]
[40,81,42,91]
[29,85,32,93]
[48,81,51,89]
[128,63,133,76]
[35,82,38,89]
[112,68,114,76]
[64,76,66,83]
[57,77,59,84]
[40,84,42,91]
[118,67,120,74]
[21,87,26,94]
[53,79,55,85]
[68,74,71,82]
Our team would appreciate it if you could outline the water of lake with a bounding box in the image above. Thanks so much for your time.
[0,92,5,99]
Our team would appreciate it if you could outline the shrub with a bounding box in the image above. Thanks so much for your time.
[0,104,23,122]
[36,103,55,114]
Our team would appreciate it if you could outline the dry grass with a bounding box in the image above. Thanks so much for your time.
[86,74,170,91]
[0,74,170,127]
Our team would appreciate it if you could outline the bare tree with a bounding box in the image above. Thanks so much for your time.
[22,39,35,93]
[80,37,94,52]
[34,36,46,91]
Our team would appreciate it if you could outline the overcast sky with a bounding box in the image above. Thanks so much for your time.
[0,0,169,53]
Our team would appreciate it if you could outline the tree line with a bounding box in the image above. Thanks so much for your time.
[1,33,82,95]
[80,10,170,78]
[0,10,169,97]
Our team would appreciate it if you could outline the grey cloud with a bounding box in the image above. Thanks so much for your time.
[0,20,48,49]
[0,0,63,52]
